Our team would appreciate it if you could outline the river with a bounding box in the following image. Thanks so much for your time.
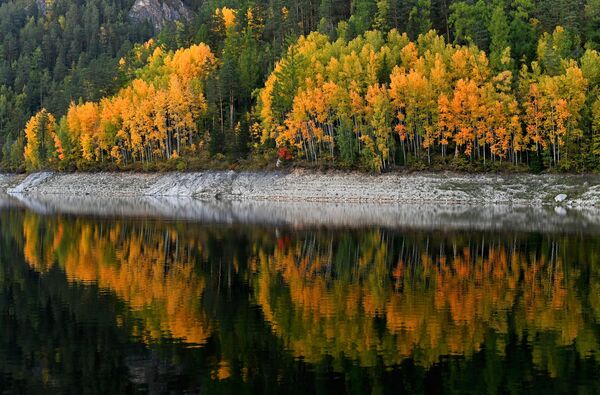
[0,197,598,393]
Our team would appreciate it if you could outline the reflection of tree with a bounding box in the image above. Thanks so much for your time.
[252,230,600,373]
[11,211,600,390]
[0,212,140,392]
[21,214,211,345]
[22,213,63,273]
[1,211,326,393]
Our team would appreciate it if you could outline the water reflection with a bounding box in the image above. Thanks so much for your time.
[253,230,600,373]
[0,207,599,393]
[6,193,600,233]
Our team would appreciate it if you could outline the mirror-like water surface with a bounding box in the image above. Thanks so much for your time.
[0,205,599,394]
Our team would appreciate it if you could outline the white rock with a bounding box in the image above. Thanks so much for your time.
[555,194,568,203]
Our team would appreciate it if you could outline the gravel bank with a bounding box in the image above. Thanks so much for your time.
[1,170,600,207]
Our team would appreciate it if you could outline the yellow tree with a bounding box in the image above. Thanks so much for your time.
[66,101,101,162]
[556,65,588,167]
[99,96,126,163]
[23,109,57,170]
[525,66,588,167]
[152,89,169,159]
[167,74,206,156]
[523,83,546,154]
[443,79,481,158]
[486,70,522,163]
[284,86,320,161]
[363,84,392,171]
[389,67,436,163]
[220,7,236,30]
[129,80,156,162]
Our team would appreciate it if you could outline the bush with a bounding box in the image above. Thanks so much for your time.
[176,160,187,171]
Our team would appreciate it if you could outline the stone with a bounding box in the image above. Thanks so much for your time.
[129,0,191,31]
[554,194,568,203]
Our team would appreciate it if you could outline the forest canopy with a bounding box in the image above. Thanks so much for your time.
[2,0,600,172]
[259,28,597,171]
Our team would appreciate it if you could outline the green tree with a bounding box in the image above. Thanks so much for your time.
[585,0,600,49]
[509,0,537,63]
[407,0,433,39]
[489,5,511,71]
[450,0,491,49]
[349,0,376,36]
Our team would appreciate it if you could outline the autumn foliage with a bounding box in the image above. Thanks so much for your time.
[24,40,215,169]
[259,28,598,171]
[23,109,58,170]
[20,25,600,172]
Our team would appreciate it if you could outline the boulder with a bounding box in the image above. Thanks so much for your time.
[554,194,568,203]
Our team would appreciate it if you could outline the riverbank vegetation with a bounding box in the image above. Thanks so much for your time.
[259,28,597,172]
[2,0,600,173]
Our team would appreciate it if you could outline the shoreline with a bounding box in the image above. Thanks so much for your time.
[3,193,600,233]
[1,170,599,207]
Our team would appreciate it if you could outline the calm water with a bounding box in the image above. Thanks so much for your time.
[0,205,599,394]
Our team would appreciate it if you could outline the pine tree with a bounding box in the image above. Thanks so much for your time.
[509,0,536,63]
[349,0,376,36]
[585,0,600,49]
[489,5,511,71]
[407,0,432,39]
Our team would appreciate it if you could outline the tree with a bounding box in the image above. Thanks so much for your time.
[349,0,376,36]
[585,0,600,49]
[373,0,391,32]
[537,26,575,75]
[390,67,436,163]
[23,108,57,170]
[450,0,491,49]
[363,84,392,171]
[509,0,537,63]
[407,0,432,39]
[592,98,600,160]
[489,5,511,71]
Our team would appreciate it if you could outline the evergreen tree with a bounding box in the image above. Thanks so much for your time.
[585,0,600,48]
[489,5,511,70]
[349,0,376,36]
[509,0,536,63]
[407,0,433,39]
[450,0,491,49]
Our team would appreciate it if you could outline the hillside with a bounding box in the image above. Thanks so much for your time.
[1,0,600,173]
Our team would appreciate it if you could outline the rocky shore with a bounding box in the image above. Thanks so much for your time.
[1,170,599,206]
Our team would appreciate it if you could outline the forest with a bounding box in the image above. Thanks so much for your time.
[1,0,600,172]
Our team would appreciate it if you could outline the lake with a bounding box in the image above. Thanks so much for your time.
[0,199,598,394]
